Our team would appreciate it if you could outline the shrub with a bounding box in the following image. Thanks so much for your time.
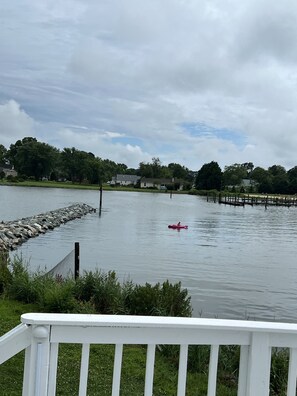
[0,253,12,294]
[41,279,76,313]
[5,258,193,318]
[7,257,39,303]
[6,175,18,183]
[6,257,55,304]
[126,281,192,317]
[159,280,192,317]
[74,270,98,302]
[127,283,161,315]
[74,270,123,314]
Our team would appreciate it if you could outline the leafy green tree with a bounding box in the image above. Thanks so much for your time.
[0,144,7,166]
[168,163,191,180]
[268,165,289,194]
[84,155,103,184]
[100,159,127,182]
[242,162,254,174]
[138,161,154,178]
[195,161,222,190]
[268,165,286,177]
[7,137,59,180]
[7,137,36,167]
[151,157,162,178]
[250,167,271,193]
[287,166,297,194]
[223,164,248,187]
[61,148,97,183]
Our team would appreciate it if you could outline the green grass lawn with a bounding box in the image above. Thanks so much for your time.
[0,179,188,194]
[0,299,237,396]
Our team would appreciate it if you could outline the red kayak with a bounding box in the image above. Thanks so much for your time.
[168,224,188,229]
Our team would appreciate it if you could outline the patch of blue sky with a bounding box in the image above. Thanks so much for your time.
[181,122,247,149]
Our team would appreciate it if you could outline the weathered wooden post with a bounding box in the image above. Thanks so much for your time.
[74,242,80,280]
[99,184,103,216]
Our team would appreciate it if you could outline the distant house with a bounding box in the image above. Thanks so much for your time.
[110,174,141,186]
[241,178,256,188]
[226,178,257,192]
[140,178,184,191]
[0,166,17,178]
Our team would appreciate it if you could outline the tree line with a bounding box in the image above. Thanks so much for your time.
[0,137,193,186]
[1,137,297,194]
[196,161,297,194]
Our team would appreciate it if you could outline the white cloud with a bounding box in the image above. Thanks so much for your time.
[1,0,297,170]
[53,127,150,168]
[0,100,36,146]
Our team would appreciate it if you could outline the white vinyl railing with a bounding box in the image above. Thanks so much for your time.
[1,313,297,395]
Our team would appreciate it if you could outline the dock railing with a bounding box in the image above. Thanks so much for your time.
[1,313,297,395]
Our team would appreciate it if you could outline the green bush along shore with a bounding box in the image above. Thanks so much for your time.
[0,256,289,395]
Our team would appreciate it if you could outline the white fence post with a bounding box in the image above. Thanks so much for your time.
[26,325,51,396]
[246,333,271,396]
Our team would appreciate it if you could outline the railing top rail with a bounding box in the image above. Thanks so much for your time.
[21,313,297,334]
[0,323,31,364]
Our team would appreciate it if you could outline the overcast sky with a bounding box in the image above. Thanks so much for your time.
[1,0,297,171]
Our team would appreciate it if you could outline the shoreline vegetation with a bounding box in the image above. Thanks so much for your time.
[0,258,290,395]
[0,180,295,201]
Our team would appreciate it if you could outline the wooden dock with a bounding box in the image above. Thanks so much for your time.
[205,192,297,207]
[217,194,297,207]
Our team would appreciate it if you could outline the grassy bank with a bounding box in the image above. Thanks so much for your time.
[0,179,188,194]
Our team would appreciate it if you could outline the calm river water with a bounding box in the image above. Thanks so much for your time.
[2,185,297,322]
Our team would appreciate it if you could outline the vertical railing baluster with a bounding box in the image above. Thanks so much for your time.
[287,348,297,396]
[144,344,156,396]
[238,345,249,396]
[22,346,31,396]
[207,345,219,396]
[79,343,90,396]
[177,344,188,396]
[112,344,123,396]
[48,343,59,396]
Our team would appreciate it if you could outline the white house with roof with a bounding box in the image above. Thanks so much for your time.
[140,178,184,190]
[0,166,17,178]
[110,174,140,186]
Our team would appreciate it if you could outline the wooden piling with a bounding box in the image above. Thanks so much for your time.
[99,184,103,216]
[74,242,80,280]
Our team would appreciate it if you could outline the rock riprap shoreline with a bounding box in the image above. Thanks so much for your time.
[0,203,96,251]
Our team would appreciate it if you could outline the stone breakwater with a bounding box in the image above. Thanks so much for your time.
[0,203,96,251]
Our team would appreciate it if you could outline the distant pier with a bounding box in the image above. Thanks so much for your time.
[217,194,297,208]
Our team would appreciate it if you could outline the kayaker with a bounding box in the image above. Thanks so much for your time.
[177,222,181,226]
